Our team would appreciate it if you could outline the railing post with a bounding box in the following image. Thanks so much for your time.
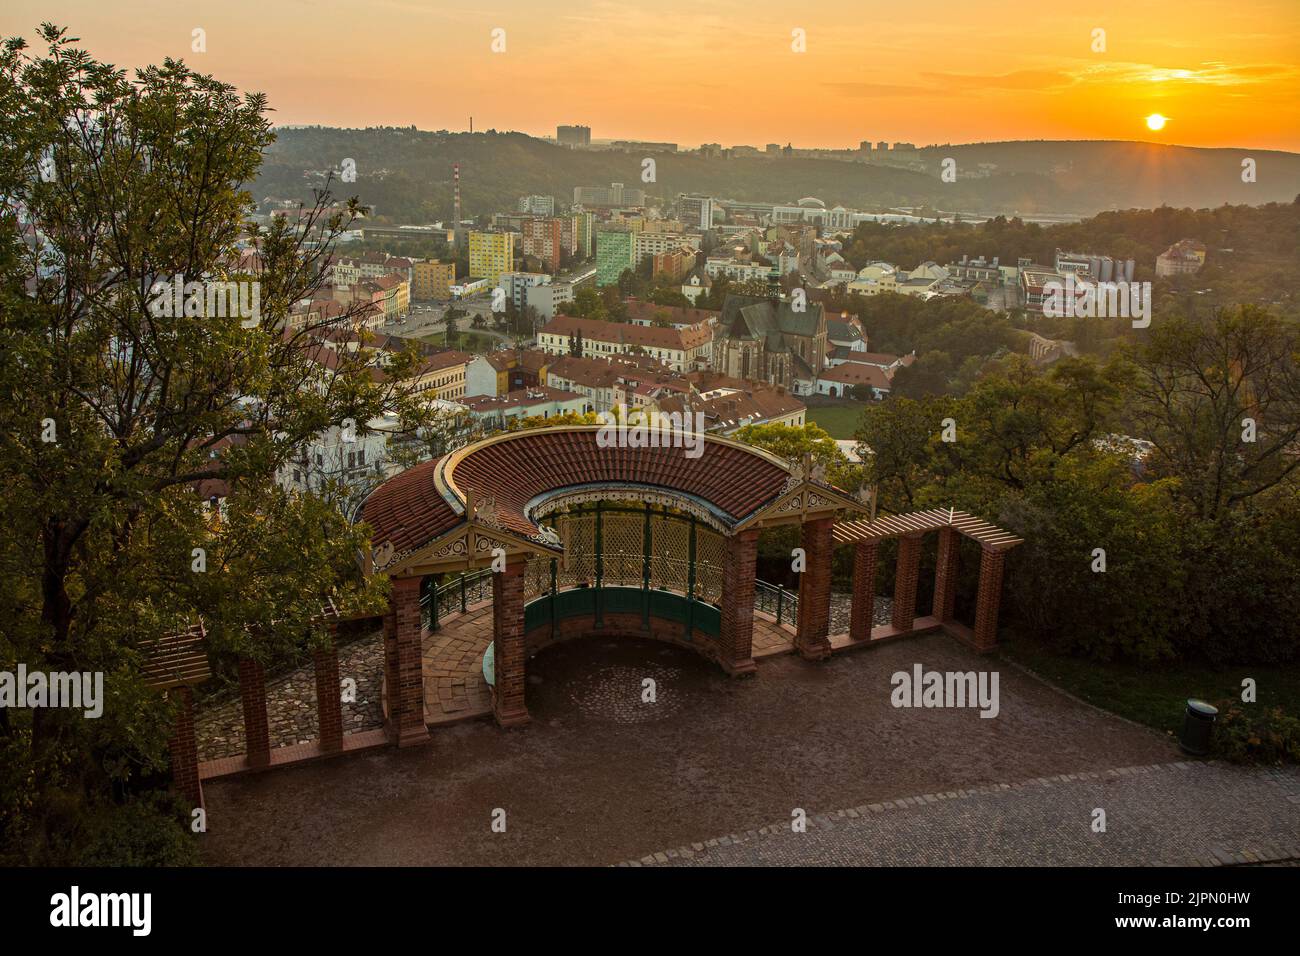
[594,500,604,627]
[642,504,652,628]
[460,572,467,613]
[430,577,440,632]
[776,586,784,625]
[685,514,696,639]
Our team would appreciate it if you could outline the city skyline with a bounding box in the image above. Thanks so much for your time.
[5,0,1299,152]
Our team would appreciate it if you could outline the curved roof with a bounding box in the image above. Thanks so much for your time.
[360,426,796,558]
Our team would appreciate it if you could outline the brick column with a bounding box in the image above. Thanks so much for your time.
[972,547,1007,652]
[167,686,203,811]
[719,529,758,675]
[392,575,429,747]
[492,557,531,727]
[795,516,834,660]
[849,540,877,642]
[314,626,343,752]
[891,533,923,632]
[382,608,399,737]
[932,527,960,622]
[238,658,270,767]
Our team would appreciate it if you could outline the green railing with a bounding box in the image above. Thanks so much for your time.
[523,585,721,637]
[754,579,799,626]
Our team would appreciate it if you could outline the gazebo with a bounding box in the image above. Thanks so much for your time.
[358,426,1021,745]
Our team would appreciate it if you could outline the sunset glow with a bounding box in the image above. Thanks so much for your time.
[3,0,1298,150]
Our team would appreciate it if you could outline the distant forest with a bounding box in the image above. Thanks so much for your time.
[255,128,1300,222]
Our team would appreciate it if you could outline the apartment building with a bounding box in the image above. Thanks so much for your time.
[468,231,515,284]
[522,218,564,273]
[412,260,455,300]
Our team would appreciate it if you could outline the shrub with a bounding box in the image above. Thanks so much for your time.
[1212,703,1300,764]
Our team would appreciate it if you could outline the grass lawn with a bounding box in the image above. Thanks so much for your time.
[999,631,1300,736]
[806,402,869,439]
[422,331,497,353]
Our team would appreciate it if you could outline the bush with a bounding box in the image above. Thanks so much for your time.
[1212,703,1300,764]
[70,794,201,867]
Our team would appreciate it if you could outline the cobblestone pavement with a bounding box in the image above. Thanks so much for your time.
[195,591,885,750]
[201,631,1183,866]
[195,631,384,760]
[631,762,1300,867]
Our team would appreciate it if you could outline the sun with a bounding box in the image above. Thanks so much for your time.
[1146,113,1168,131]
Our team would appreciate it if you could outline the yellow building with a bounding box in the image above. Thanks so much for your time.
[413,260,455,300]
[468,231,515,285]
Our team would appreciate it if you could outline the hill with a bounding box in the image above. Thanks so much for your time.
[254,129,1300,222]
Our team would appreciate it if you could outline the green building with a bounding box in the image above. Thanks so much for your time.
[595,228,634,286]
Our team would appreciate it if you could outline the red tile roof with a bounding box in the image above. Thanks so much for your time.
[360,426,794,556]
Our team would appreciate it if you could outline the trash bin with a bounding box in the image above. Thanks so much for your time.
[1179,699,1218,755]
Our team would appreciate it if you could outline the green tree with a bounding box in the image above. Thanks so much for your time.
[0,26,431,862]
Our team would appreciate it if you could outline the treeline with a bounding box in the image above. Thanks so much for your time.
[855,305,1300,666]
[840,201,1300,292]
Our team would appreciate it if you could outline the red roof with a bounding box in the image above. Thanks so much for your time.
[360,427,793,554]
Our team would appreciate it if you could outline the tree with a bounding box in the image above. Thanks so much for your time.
[0,26,431,862]
[1125,305,1300,521]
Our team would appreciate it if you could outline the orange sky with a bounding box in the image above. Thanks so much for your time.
[6,1,1299,150]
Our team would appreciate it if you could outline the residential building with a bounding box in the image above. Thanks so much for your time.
[331,252,414,288]
[653,248,695,282]
[468,231,515,284]
[525,280,574,321]
[517,194,555,216]
[633,231,700,266]
[538,315,713,371]
[460,386,588,428]
[678,194,715,231]
[497,271,551,310]
[595,228,637,286]
[522,217,564,273]
[1156,239,1207,277]
[412,260,455,300]
[557,124,591,147]
[573,182,645,207]
[623,299,718,329]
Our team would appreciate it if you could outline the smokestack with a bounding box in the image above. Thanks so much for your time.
[453,163,461,226]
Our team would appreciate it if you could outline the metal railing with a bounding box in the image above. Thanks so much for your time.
[420,569,798,630]
[421,567,493,631]
[754,579,799,626]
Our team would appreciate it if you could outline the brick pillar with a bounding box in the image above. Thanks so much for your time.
[492,557,531,727]
[891,533,923,632]
[382,608,399,737]
[392,575,429,747]
[238,658,270,767]
[972,547,1007,652]
[314,626,343,752]
[932,527,960,622]
[795,516,834,660]
[849,540,877,642]
[167,686,203,811]
[719,529,758,675]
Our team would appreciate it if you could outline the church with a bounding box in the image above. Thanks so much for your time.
[710,293,828,390]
